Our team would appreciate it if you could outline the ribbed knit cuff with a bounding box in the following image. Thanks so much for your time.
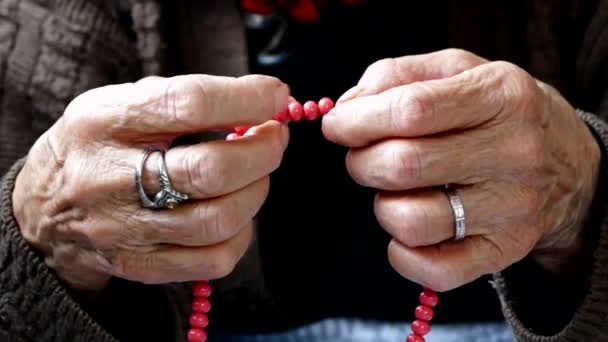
[494,111,608,341]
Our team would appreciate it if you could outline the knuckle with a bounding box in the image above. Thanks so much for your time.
[391,83,435,132]
[110,251,158,282]
[380,200,430,247]
[161,76,211,129]
[444,48,484,69]
[384,142,422,188]
[240,74,282,90]
[425,264,454,292]
[205,250,238,279]
[492,61,538,107]
[162,78,192,128]
[185,149,227,196]
[195,202,240,244]
[395,83,430,117]
[197,204,223,243]
[364,58,396,79]
[444,48,473,58]
[63,89,109,134]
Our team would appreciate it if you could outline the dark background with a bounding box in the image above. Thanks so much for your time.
[250,0,504,328]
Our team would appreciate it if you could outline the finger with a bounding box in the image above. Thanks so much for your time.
[338,49,488,103]
[96,74,290,137]
[323,61,524,147]
[140,120,288,199]
[387,235,507,292]
[106,222,254,283]
[345,132,496,190]
[374,187,494,247]
[124,177,269,247]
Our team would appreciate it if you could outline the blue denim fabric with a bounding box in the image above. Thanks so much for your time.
[211,318,513,342]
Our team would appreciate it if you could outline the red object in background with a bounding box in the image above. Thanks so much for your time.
[289,0,321,22]
[340,0,367,4]
[241,0,276,14]
[241,0,367,22]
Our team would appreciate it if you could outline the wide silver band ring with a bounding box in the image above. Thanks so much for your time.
[444,186,466,240]
[135,147,189,209]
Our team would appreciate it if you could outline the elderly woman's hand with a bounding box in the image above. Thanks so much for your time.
[322,49,601,292]
[12,74,290,290]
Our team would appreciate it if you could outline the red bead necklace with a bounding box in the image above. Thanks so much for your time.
[186,97,439,342]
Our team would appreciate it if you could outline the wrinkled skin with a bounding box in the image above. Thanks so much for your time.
[13,74,290,290]
[322,49,601,292]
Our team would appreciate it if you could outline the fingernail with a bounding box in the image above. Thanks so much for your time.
[225,132,241,141]
[274,85,291,113]
[337,85,367,104]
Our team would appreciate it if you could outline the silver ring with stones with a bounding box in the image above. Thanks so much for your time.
[135,147,189,209]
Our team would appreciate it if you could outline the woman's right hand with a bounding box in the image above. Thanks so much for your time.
[12,74,290,291]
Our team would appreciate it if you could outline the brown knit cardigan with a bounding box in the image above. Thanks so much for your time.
[0,0,607,341]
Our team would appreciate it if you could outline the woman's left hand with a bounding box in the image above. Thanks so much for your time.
[321,49,601,291]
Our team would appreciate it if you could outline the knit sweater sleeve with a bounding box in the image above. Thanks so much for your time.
[494,1,608,339]
[494,111,608,341]
[0,158,191,342]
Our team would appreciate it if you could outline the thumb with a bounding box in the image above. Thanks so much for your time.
[338,48,488,104]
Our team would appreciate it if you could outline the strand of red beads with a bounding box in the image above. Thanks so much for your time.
[187,96,439,342]
[407,288,439,342]
[187,280,212,342]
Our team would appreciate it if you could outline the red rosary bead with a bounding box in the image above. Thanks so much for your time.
[318,97,334,115]
[187,328,208,342]
[419,289,439,307]
[303,100,319,120]
[415,305,434,321]
[234,126,250,135]
[192,297,211,313]
[406,334,425,342]
[189,313,210,328]
[287,101,304,121]
[193,281,212,297]
[273,110,289,123]
[411,320,431,336]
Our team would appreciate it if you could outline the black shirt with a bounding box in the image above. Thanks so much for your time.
[250,0,504,328]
